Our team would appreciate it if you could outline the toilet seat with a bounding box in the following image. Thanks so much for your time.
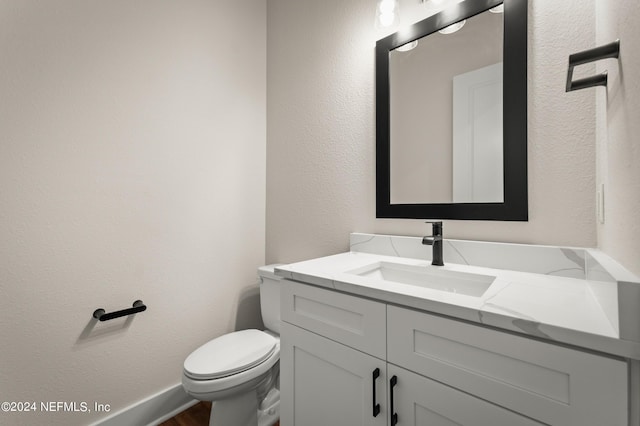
[184,329,277,380]
[182,336,280,397]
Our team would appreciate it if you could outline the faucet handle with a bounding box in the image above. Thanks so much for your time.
[424,221,443,235]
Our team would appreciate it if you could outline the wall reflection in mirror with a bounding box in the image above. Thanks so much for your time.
[390,7,504,204]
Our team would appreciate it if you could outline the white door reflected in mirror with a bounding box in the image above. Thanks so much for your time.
[453,62,503,203]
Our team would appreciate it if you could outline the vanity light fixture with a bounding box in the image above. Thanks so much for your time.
[376,0,400,29]
[422,0,456,12]
[438,19,466,34]
[420,0,467,34]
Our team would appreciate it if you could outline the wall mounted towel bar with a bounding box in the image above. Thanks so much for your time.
[93,300,146,321]
[566,39,620,92]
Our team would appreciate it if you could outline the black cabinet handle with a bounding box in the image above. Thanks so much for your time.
[372,368,381,417]
[390,375,398,425]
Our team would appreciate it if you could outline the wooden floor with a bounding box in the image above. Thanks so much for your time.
[158,402,211,426]
[159,401,279,426]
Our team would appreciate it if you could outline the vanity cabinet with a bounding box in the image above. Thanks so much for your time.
[280,280,629,426]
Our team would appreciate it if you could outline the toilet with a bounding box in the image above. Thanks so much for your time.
[182,265,283,426]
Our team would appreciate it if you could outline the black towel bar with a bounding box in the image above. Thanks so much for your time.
[566,40,620,92]
[93,300,146,321]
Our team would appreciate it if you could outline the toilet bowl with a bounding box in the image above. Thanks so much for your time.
[182,265,283,426]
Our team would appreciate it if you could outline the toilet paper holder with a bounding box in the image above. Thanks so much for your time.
[566,39,620,92]
[93,300,147,322]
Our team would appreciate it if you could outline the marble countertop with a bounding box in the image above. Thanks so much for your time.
[275,250,640,360]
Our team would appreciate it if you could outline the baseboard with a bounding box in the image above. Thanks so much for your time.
[89,383,197,426]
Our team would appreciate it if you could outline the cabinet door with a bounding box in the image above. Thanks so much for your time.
[388,306,628,426]
[388,364,545,426]
[280,322,387,426]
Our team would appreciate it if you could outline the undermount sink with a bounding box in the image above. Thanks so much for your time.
[347,261,495,297]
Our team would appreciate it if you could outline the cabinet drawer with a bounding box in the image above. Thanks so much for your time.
[281,280,386,358]
[388,306,628,426]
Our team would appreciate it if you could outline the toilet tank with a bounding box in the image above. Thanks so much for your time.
[258,264,284,334]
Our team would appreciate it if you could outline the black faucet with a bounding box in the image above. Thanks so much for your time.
[422,221,444,266]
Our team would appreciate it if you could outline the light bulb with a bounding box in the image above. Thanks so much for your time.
[376,0,399,29]
[438,19,466,34]
[489,4,504,13]
[422,0,447,13]
[379,0,396,14]
[395,40,419,52]
[379,12,395,27]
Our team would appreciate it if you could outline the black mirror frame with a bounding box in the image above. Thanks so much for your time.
[376,0,528,221]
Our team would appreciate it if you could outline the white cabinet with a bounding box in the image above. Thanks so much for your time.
[280,322,387,426]
[387,306,628,426]
[280,280,630,426]
[280,279,386,358]
[388,364,542,426]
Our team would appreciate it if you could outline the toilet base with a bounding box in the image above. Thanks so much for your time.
[258,388,280,426]
[208,389,280,426]
[209,391,257,426]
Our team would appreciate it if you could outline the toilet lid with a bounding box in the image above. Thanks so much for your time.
[183,329,277,380]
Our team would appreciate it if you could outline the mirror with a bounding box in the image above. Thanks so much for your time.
[390,8,503,204]
[376,0,528,220]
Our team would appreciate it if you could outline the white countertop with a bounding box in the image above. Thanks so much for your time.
[275,251,640,360]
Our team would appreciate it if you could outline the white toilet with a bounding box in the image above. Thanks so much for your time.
[182,265,283,426]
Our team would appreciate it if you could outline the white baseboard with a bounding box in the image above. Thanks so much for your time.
[89,383,197,426]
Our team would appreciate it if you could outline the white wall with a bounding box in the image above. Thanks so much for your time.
[595,3,640,277]
[0,1,266,425]
[267,0,597,264]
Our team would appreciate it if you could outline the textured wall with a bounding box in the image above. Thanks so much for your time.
[595,3,640,277]
[267,0,597,265]
[0,1,266,425]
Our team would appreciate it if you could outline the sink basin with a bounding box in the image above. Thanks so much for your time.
[347,262,495,297]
